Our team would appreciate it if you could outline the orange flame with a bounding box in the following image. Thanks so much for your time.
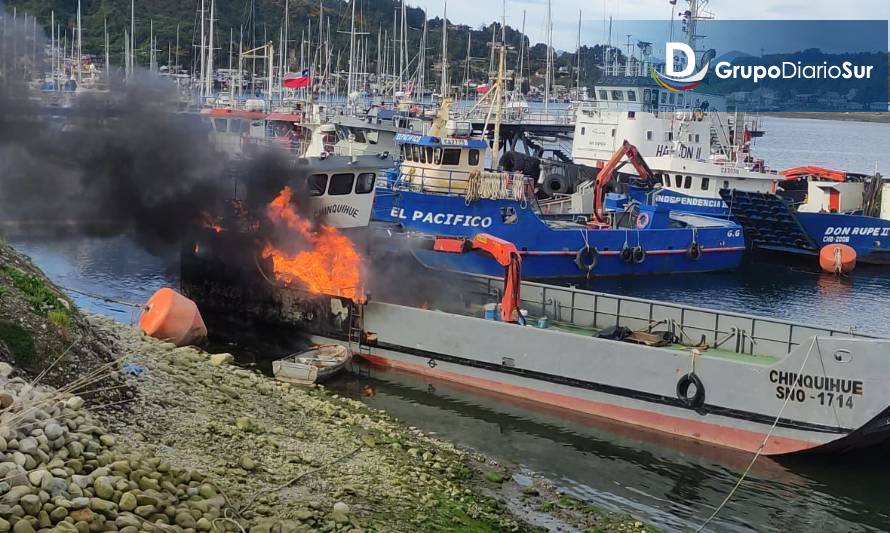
[201,211,224,233]
[261,187,363,301]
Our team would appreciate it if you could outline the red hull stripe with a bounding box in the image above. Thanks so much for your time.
[359,352,822,455]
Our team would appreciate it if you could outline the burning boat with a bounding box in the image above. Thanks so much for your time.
[182,164,890,456]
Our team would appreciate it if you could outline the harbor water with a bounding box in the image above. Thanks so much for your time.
[8,117,890,532]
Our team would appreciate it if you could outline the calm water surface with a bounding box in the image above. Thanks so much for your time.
[8,117,890,532]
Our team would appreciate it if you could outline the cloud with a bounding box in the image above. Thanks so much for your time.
[408,0,890,51]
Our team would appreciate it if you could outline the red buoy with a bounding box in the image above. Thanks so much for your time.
[819,244,856,274]
[139,288,208,347]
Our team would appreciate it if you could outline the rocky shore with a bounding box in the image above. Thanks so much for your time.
[1,242,657,532]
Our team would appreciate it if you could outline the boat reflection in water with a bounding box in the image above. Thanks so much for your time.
[331,364,890,533]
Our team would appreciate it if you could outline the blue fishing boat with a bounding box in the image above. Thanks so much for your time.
[602,154,890,264]
[374,133,745,280]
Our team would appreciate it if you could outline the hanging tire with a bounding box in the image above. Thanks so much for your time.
[632,246,646,264]
[676,372,706,409]
[574,246,598,273]
[687,242,703,261]
[620,245,633,263]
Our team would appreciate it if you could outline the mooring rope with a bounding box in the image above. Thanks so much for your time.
[59,285,145,309]
[694,337,819,532]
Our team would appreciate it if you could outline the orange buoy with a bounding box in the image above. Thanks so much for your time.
[139,288,208,347]
[819,244,857,274]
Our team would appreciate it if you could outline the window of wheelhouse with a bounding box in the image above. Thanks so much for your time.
[599,90,608,100]
[611,90,624,101]
[433,148,443,164]
[419,146,427,163]
[684,175,692,188]
[675,174,683,188]
[355,173,375,194]
[441,148,461,165]
[425,147,434,164]
[329,173,355,195]
[701,177,710,190]
[468,149,480,166]
[627,90,637,102]
[309,174,328,196]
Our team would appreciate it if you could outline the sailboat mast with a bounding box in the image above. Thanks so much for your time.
[206,0,215,99]
[576,10,582,96]
[518,10,525,94]
[76,0,82,83]
[544,0,552,114]
[440,3,448,97]
[348,0,356,97]
[50,11,55,86]
[105,18,110,83]
[130,0,135,74]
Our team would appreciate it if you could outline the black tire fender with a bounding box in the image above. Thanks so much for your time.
[620,245,633,263]
[676,372,705,409]
[632,246,646,264]
[574,246,598,272]
[687,242,703,261]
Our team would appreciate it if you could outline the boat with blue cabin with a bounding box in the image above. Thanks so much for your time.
[374,130,746,279]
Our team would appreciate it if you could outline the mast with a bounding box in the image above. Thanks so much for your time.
[50,11,55,87]
[399,1,406,94]
[175,24,180,72]
[348,0,356,97]
[440,3,448,97]
[492,44,505,159]
[76,0,82,83]
[463,32,471,101]
[199,0,206,96]
[238,25,244,99]
[517,10,525,94]
[206,0,215,99]
[284,0,289,75]
[576,10,582,96]
[104,18,110,84]
[229,27,234,104]
[130,0,135,75]
[544,0,552,114]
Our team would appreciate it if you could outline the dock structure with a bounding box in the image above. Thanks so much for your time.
[450,104,576,158]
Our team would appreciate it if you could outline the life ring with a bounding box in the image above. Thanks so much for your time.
[635,212,650,229]
[574,246,598,273]
[632,246,646,264]
[620,245,633,263]
[676,372,705,409]
[687,242,703,261]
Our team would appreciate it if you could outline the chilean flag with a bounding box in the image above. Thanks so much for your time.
[283,68,311,89]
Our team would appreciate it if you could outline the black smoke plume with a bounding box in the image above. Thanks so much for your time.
[0,5,295,254]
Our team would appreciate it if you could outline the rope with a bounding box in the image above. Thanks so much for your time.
[694,337,820,532]
[59,285,146,309]
[464,171,526,204]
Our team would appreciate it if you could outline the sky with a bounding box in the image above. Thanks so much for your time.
[407,0,890,52]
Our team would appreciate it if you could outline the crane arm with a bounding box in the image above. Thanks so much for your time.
[593,140,653,223]
[433,233,525,324]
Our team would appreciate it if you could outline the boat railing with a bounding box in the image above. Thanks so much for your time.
[452,105,575,126]
[393,163,530,201]
[471,276,873,358]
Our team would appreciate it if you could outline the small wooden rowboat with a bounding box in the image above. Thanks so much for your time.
[272,345,351,385]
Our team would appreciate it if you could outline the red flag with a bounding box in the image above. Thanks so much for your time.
[283,68,311,89]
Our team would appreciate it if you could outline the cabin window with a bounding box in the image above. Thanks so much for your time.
[468,149,480,166]
[433,148,443,164]
[627,111,636,119]
[580,127,586,135]
[684,175,692,189]
[413,145,422,162]
[701,177,710,191]
[419,147,427,163]
[665,131,674,141]
[213,119,228,132]
[688,134,694,142]
[355,173,375,194]
[441,148,462,165]
[309,174,328,196]
[351,129,367,143]
[695,134,700,143]
[669,93,676,105]
[611,128,616,137]
[662,174,670,186]
[627,90,636,101]
[599,90,608,100]
[646,130,653,141]
[660,93,667,104]
[611,90,624,101]
[723,180,730,190]
[675,174,683,188]
[328,173,355,196]
[644,89,651,101]
[426,147,434,164]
